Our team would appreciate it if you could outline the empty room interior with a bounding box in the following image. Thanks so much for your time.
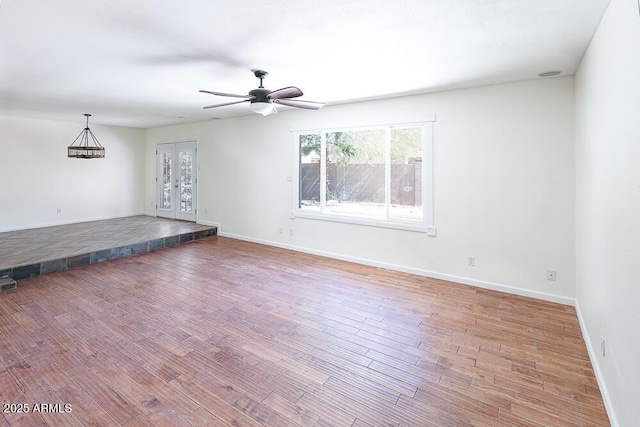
[0,1,638,426]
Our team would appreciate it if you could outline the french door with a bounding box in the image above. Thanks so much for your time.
[156,141,197,221]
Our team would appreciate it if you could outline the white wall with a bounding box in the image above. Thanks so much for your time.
[575,0,640,425]
[146,77,576,303]
[0,116,146,231]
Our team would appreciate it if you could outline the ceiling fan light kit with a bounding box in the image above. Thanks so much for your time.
[200,69,324,116]
[250,101,277,116]
[67,114,105,159]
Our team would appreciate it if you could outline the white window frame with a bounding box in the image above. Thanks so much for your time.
[292,117,435,234]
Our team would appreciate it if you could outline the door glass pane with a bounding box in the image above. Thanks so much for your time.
[179,151,193,213]
[390,127,422,221]
[161,152,172,209]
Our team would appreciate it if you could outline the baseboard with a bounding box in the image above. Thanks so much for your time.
[0,212,147,233]
[575,301,618,427]
[218,231,575,306]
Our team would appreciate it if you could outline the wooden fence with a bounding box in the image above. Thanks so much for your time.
[300,163,422,206]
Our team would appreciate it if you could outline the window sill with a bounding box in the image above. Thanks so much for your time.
[293,210,436,234]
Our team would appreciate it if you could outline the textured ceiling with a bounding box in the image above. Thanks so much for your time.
[0,0,610,128]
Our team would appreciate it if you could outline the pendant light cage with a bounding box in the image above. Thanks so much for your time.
[68,114,105,159]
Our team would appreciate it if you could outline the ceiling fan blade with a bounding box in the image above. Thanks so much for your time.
[267,86,303,100]
[199,90,252,99]
[202,99,250,109]
[273,98,325,110]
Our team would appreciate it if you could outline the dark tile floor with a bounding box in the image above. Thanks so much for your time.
[0,216,217,280]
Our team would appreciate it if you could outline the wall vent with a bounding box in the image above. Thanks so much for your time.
[0,276,17,292]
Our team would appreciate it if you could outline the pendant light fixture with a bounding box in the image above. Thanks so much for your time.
[68,113,105,158]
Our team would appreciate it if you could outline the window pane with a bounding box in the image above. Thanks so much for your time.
[180,151,193,213]
[161,152,172,209]
[390,127,422,221]
[299,133,321,211]
[325,129,386,219]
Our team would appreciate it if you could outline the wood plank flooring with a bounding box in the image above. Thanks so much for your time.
[0,237,609,426]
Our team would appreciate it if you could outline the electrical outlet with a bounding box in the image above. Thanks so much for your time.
[56,208,62,214]
[467,256,475,267]
[278,226,284,234]
[289,228,294,236]
[601,336,606,357]
[546,269,557,281]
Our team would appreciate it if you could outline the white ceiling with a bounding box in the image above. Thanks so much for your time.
[0,0,610,128]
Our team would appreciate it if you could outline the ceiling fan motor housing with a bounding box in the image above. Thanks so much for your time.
[249,88,271,104]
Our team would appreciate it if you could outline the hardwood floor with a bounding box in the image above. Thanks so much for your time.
[0,237,609,426]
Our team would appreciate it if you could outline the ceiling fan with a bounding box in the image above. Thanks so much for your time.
[200,70,324,116]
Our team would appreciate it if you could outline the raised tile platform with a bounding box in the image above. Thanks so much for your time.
[0,216,217,281]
